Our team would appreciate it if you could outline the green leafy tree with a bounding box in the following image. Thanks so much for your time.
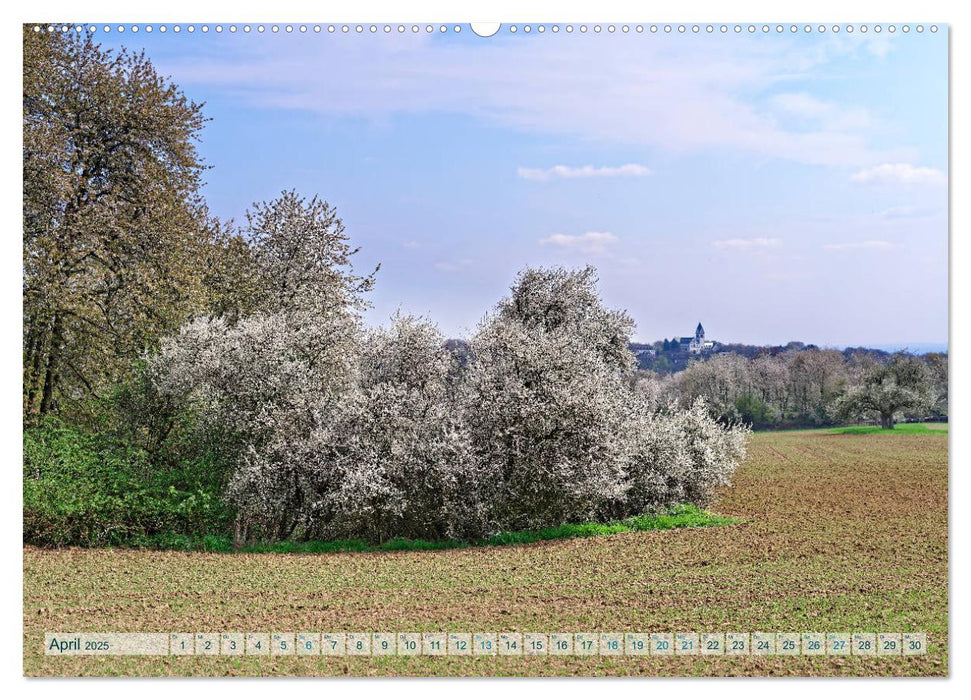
[924,352,949,419]
[23,28,214,420]
[837,353,936,429]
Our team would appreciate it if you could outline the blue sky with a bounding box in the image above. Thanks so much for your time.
[96,26,948,346]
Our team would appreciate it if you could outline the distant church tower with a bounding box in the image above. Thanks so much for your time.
[679,322,712,355]
[686,322,708,354]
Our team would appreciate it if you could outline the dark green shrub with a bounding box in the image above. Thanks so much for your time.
[734,394,771,428]
[23,417,233,546]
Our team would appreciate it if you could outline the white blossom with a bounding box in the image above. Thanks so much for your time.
[150,265,751,543]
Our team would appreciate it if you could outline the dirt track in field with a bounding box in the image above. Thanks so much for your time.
[23,429,948,677]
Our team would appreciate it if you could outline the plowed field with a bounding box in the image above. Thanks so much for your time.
[24,428,948,677]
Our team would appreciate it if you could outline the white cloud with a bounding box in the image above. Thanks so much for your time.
[711,237,781,249]
[824,240,894,251]
[402,240,421,248]
[540,231,618,255]
[851,163,947,186]
[517,164,651,181]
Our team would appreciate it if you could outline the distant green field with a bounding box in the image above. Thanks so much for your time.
[829,423,948,436]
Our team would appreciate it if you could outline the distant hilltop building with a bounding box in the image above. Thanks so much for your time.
[638,323,720,371]
[679,322,715,355]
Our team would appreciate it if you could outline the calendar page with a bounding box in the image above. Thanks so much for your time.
[21,9,949,682]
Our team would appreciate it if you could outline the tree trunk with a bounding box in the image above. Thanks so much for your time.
[233,514,248,550]
[38,314,64,417]
[24,317,49,420]
[880,411,895,430]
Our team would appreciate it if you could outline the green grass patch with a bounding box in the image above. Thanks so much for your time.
[829,422,948,436]
[130,504,739,554]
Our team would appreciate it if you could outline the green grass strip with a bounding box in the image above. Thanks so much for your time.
[829,423,948,436]
[130,504,740,554]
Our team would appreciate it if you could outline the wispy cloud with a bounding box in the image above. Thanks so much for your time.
[434,258,474,271]
[769,92,872,131]
[824,240,894,251]
[851,163,946,186]
[877,205,919,219]
[540,231,618,255]
[157,33,919,169]
[875,205,940,220]
[712,237,781,250]
[517,164,651,182]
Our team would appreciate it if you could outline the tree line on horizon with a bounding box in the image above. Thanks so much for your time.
[635,348,946,430]
[634,336,945,375]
